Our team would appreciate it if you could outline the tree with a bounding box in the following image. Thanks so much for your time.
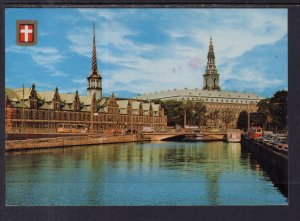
[236,111,248,131]
[193,102,207,126]
[208,110,220,127]
[159,100,207,127]
[257,98,271,130]
[270,90,287,131]
[221,108,235,128]
[160,100,183,126]
[257,90,287,131]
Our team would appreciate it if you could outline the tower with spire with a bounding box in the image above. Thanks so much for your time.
[87,23,103,99]
[203,37,221,91]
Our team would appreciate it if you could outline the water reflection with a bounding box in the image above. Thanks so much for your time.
[6,141,287,206]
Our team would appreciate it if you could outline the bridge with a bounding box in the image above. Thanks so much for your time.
[142,132,227,141]
[142,132,187,141]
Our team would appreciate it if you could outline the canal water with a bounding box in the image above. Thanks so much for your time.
[5,141,288,206]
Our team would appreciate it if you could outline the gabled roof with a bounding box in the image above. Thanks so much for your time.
[130,100,139,110]
[62,104,71,111]
[40,103,53,110]
[5,88,32,101]
[12,102,28,108]
[38,91,55,102]
[142,103,150,111]
[117,100,128,109]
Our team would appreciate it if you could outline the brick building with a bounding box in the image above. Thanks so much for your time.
[5,25,167,133]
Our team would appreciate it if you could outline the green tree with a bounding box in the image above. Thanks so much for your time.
[257,90,287,131]
[158,100,207,127]
[270,90,287,131]
[160,100,183,126]
[208,110,220,127]
[193,102,207,126]
[221,108,235,128]
[257,98,271,129]
[236,111,248,131]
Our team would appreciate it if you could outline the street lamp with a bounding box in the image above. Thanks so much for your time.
[183,108,187,129]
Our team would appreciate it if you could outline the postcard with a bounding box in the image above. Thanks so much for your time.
[4,8,288,207]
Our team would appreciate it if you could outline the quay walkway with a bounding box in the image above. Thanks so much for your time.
[5,134,149,151]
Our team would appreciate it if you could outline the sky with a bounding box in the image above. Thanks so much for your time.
[5,8,287,98]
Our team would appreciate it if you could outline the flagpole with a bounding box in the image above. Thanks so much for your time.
[22,83,25,133]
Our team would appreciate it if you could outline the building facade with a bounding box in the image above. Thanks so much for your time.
[5,25,167,133]
[136,38,262,127]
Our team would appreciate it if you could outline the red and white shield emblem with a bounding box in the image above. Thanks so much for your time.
[16,20,37,46]
[19,24,34,43]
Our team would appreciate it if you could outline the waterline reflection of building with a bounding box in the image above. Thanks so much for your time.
[6,141,287,205]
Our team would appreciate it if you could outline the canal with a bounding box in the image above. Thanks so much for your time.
[5,141,288,206]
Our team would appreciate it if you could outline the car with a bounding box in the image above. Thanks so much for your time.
[282,145,288,153]
[273,136,288,152]
[262,134,276,145]
[142,127,155,133]
[126,129,137,134]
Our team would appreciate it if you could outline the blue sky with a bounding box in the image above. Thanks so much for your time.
[5,8,287,98]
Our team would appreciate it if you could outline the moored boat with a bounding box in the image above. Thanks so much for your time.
[226,129,241,142]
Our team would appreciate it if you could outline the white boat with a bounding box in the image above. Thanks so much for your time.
[195,133,205,140]
[226,129,241,142]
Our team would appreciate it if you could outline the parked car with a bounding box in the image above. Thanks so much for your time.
[272,136,288,152]
[142,127,155,133]
[282,145,288,153]
[262,134,277,145]
[113,129,124,134]
[126,129,137,134]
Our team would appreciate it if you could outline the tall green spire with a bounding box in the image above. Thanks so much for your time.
[203,37,221,91]
[91,22,98,73]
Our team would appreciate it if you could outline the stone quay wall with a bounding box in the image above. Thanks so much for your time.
[241,135,288,182]
[5,134,148,151]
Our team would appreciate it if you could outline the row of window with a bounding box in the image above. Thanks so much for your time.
[10,109,167,124]
[10,121,166,131]
[163,97,258,104]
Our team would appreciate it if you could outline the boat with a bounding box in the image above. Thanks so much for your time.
[195,133,205,140]
[248,127,263,139]
[226,129,241,142]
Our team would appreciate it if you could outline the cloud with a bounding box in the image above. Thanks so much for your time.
[222,67,283,94]
[165,9,287,64]
[66,9,287,96]
[6,46,68,77]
